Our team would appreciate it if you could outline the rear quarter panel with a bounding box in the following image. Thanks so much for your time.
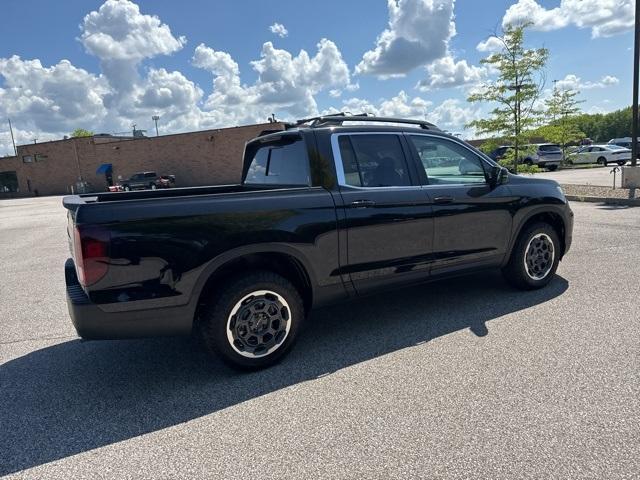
[75,187,342,313]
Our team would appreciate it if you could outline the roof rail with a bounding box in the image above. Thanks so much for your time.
[291,114,440,131]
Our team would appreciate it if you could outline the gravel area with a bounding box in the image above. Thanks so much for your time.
[561,183,640,200]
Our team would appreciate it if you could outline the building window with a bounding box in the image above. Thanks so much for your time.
[0,171,19,193]
[35,154,47,162]
[22,155,33,163]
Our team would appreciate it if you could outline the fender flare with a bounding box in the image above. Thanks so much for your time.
[187,243,317,310]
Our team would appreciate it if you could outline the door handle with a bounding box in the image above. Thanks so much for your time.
[433,196,454,204]
[350,199,376,208]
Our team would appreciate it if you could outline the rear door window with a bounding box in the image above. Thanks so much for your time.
[245,138,310,186]
[337,134,411,187]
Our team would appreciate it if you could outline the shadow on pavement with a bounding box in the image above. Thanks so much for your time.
[0,271,568,475]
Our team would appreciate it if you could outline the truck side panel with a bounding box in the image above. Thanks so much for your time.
[76,187,344,316]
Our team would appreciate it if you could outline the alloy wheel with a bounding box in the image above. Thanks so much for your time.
[523,233,555,280]
[226,290,291,358]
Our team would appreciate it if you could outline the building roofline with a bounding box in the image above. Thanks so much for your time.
[15,121,284,150]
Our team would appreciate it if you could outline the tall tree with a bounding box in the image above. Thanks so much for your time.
[70,128,94,138]
[536,86,585,157]
[468,24,548,172]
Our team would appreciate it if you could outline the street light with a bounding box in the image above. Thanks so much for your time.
[152,115,160,137]
[632,0,639,167]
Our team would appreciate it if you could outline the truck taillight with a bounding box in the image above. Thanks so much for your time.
[73,226,110,287]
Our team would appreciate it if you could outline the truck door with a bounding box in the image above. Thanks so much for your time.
[405,133,513,275]
[332,132,435,294]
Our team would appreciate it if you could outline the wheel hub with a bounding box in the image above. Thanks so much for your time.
[524,233,555,280]
[227,290,291,358]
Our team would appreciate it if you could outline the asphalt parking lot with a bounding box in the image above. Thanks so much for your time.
[1,196,639,479]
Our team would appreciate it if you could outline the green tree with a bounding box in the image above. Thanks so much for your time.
[573,107,631,142]
[70,128,94,138]
[467,24,548,173]
[537,87,585,157]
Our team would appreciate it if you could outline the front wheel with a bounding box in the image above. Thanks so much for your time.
[617,161,626,166]
[546,164,558,171]
[503,222,560,290]
[199,271,304,369]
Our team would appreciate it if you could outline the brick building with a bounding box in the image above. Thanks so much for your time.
[0,122,283,197]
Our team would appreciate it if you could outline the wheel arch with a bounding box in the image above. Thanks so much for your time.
[191,246,315,326]
[509,209,567,262]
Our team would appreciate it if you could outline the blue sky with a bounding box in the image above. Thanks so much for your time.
[0,0,634,154]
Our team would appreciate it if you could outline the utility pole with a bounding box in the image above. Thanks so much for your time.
[632,0,640,167]
[8,118,17,156]
[152,115,160,136]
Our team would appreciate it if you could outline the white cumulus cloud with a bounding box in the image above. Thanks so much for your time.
[502,0,633,38]
[555,74,620,90]
[356,0,456,78]
[269,23,289,38]
[476,36,504,52]
[417,56,486,91]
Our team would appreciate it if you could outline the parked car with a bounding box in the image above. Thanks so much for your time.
[567,144,631,166]
[156,174,176,188]
[119,172,176,192]
[487,145,513,161]
[522,144,562,171]
[487,144,561,171]
[63,115,573,369]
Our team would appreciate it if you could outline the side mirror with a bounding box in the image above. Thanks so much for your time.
[489,165,508,188]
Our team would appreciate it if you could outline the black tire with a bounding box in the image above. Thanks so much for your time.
[199,270,304,370]
[546,164,558,171]
[123,185,130,191]
[617,161,626,166]
[598,156,607,166]
[525,158,533,166]
[502,222,560,290]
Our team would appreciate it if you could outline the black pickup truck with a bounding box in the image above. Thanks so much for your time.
[64,115,573,369]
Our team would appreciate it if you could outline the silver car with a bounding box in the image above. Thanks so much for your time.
[522,144,562,171]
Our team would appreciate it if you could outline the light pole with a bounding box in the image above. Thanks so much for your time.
[152,115,160,136]
[632,0,639,167]
[8,118,17,156]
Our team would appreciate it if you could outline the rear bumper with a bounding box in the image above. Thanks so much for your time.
[65,258,193,339]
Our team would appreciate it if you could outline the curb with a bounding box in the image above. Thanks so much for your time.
[566,195,640,206]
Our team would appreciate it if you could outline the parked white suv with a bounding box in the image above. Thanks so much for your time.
[522,144,562,171]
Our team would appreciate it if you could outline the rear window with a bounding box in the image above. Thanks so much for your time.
[538,144,561,152]
[244,138,310,186]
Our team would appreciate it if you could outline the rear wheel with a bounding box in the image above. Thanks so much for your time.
[546,164,558,171]
[598,156,608,166]
[617,161,626,166]
[123,185,130,191]
[199,271,304,369]
[150,183,157,190]
[503,222,560,290]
